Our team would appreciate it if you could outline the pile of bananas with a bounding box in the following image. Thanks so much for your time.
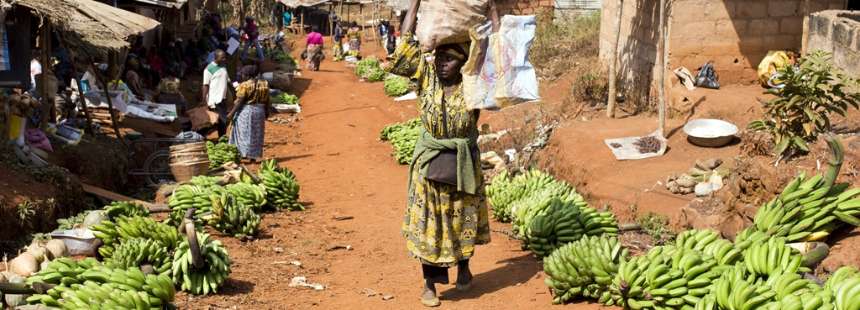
[168,183,225,223]
[25,257,100,286]
[27,266,175,309]
[735,137,860,247]
[207,193,261,238]
[258,159,303,211]
[543,235,627,304]
[524,197,618,257]
[486,170,558,222]
[91,216,181,259]
[173,232,231,295]
[225,182,267,212]
[674,229,742,266]
[103,201,150,219]
[826,266,860,310]
[206,137,240,169]
[741,237,809,277]
[379,118,422,164]
[105,238,173,276]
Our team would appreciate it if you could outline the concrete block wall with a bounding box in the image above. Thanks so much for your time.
[599,0,846,108]
[808,10,860,76]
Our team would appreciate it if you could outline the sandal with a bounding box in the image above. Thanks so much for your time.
[421,296,441,307]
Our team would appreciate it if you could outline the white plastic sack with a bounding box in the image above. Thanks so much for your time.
[415,0,488,52]
[463,15,540,110]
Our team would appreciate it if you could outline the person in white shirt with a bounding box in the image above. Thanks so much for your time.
[201,50,231,137]
[30,56,42,93]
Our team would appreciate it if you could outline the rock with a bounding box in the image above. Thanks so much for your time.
[382,294,394,301]
[675,174,698,188]
[695,158,723,171]
[695,182,714,197]
[709,173,724,191]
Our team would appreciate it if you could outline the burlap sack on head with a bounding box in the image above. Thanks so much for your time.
[415,0,488,52]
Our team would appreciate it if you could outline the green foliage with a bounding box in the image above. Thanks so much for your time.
[384,75,410,97]
[273,93,299,105]
[749,50,860,157]
[379,118,422,164]
[531,11,600,80]
[355,57,384,82]
[635,212,673,242]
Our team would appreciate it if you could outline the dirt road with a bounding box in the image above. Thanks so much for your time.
[188,49,604,309]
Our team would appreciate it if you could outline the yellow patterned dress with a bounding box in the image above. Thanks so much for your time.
[388,35,491,268]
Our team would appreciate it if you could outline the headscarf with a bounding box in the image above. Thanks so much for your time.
[437,42,470,61]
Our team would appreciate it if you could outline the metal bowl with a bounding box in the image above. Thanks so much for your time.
[683,119,739,147]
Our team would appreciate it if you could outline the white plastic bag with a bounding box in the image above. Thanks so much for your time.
[463,15,539,110]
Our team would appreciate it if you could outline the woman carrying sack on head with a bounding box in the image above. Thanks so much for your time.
[227,65,269,163]
[386,0,498,307]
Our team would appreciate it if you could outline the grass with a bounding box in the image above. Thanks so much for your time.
[531,10,601,81]
[636,212,674,244]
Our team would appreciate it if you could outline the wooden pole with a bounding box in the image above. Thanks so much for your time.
[39,21,52,128]
[657,0,667,136]
[801,0,811,54]
[329,3,335,36]
[606,0,624,118]
[92,53,126,147]
[300,9,305,35]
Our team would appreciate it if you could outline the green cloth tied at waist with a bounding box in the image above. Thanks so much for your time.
[408,128,480,195]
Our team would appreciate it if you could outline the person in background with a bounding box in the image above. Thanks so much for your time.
[379,20,389,48]
[202,49,231,137]
[29,50,42,93]
[347,22,362,56]
[386,30,398,56]
[155,64,186,113]
[241,17,264,61]
[332,21,345,61]
[304,27,324,71]
[124,56,145,98]
[283,9,293,31]
[227,64,269,162]
[387,0,498,306]
[146,47,165,84]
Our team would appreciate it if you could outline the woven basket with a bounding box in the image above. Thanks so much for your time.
[170,160,210,183]
[170,142,209,165]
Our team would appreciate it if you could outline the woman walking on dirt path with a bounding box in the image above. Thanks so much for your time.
[386,0,497,307]
[304,27,325,71]
[227,65,269,162]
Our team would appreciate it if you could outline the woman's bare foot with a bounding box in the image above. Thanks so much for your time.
[421,282,440,307]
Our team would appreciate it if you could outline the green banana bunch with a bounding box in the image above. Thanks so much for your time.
[698,265,836,310]
[825,266,860,310]
[103,201,150,219]
[91,215,181,259]
[189,175,224,187]
[543,235,627,304]
[675,229,743,266]
[379,118,422,165]
[741,237,808,278]
[26,257,100,286]
[511,181,584,236]
[28,266,176,308]
[525,198,618,257]
[172,232,231,295]
[168,184,225,223]
[206,137,240,169]
[259,159,302,211]
[207,193,262,238]
[225,182,268,212]
[736,137,860,247]
[105,238,173,276]
[486,169,558,222]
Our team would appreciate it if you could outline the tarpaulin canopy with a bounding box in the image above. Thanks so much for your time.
[13,0,161,60]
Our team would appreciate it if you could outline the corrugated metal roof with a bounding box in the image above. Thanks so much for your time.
[556,0,601,10]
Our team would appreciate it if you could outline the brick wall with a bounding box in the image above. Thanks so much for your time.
[496,0,554,15]
[807,10,860,76]
[599,0,846,108]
